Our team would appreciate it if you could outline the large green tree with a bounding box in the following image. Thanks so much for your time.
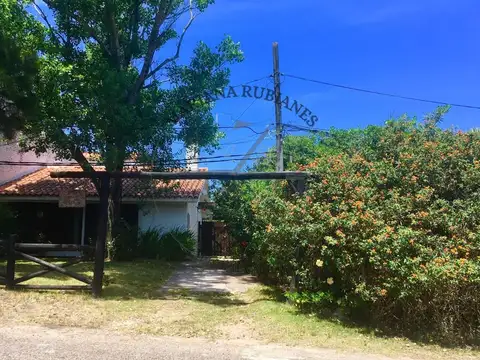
[11,0,243,236]
[0,0,44,139]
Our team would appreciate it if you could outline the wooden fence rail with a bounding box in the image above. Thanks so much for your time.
[0,236,94,292]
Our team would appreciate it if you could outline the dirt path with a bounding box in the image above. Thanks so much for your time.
[160,259,257,294]
[0,325,413,360]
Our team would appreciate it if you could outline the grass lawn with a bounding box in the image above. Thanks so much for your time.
[0,260,478,360]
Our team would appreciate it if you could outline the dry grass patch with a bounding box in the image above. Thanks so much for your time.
[0,260,478,359]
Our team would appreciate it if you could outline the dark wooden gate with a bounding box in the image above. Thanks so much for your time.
[198,221,235,257]
[199,221,214,256]
[0,236,94,291]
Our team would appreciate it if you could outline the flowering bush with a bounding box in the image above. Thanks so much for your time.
[224,111,480,345]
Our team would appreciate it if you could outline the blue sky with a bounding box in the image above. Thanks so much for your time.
[174,0,480,170]
[34,0,480,169]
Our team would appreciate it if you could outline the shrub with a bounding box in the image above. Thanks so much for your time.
[108,223,139,261]
[219,110,480,345]
[160,228,196,261]
[138,227,196,261]
[137,227,163,259]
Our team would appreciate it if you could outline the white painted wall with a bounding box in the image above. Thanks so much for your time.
[138,202,188,233]
[0,139,59,185]
[187,202,200,255]
[138,201,202,256]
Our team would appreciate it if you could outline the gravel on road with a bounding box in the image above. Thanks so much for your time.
[0,325,409,360]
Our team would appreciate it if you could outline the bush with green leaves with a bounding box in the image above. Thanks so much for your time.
[108,223,139,261]
[216,108,480,345]
[138,227,196,261]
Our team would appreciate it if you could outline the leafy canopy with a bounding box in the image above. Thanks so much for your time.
[215,108,480,344]
[0,0,44,139]
[17,0,243,170]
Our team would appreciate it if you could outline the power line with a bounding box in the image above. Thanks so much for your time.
[233,98,259,123]
[0,157,266,168]
[182,152,268,161]
[220,138,258,146]
[218,126,266,135]
[284,73,480,110]
[229,75,271,89]
[175,125,267,135]
[231,77,272,125]
[0,152,271,167]
[283,124,329,134]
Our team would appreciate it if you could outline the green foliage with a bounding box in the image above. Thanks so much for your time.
[215,109,480,345]
[13,0,243,167]
[285,291,336,312]
[137,227,163,260]
[254,134,332,172]
[159,227,196,261]
[0,0,44,138]
[108,223,139,261]
[138,227,195,261]
[109,225,196,261]
[4,0,243,252]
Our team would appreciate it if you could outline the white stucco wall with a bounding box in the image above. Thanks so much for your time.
[187,202,199,245]
[138,202,189,233]
[138,201,201,256]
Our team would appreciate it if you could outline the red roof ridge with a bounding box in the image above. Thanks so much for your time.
[0,165,207,199]
[0,166,47,191]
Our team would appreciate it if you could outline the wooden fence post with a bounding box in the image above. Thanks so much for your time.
[92,174,110,298]
[5,235,16,290]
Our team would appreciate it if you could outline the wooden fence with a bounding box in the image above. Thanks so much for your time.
[0,236,94,291]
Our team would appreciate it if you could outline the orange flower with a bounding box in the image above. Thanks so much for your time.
[353,200,364,208]
[418,211,429,218]
[266,224,273,233]
[379,289,388,296]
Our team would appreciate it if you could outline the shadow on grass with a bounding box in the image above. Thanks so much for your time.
[258,287,480,349]
[0,259,174,300]
[154,289,251,307]
[0,259,254,308]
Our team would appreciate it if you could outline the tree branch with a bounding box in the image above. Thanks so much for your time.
[71,146,101,193]
[124,0,140,67]
[32,1,67,45]
[128,0,175,104]
[145,0,196,80]
[105,1,122,69]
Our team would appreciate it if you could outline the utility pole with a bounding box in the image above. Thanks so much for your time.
[272,42,284,172]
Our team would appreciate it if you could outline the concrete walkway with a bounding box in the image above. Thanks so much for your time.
[160,259,257,294]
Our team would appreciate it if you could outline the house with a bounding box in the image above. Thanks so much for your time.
[0,164,208,254]
[0,137,60,185]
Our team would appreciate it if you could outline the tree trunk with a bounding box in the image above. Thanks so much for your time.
[107,166,124,260]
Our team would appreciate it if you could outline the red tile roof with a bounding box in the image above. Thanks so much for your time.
[0,166,206,200]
